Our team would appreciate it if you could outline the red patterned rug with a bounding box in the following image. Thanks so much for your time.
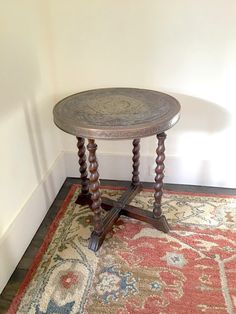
[8,185,236,314]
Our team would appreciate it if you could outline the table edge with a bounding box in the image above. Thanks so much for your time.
[53,112,180,140]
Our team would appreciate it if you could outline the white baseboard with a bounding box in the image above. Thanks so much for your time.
[0,153,66,293]
[64,151,236,188]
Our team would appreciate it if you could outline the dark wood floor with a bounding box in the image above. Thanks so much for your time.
[0,178,235,313]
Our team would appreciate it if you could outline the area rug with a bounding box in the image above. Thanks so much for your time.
[8,185,236,314]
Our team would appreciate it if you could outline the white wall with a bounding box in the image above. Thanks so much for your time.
[49,0,236,188]
[0,2,65,292]
[1,0,236,295]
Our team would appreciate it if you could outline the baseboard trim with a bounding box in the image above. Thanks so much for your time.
[0,153,66,293]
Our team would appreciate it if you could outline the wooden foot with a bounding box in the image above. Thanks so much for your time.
[88,207,121,251]
[88,231,106,252]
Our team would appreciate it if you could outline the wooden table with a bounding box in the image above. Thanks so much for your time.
[53,88,180,251]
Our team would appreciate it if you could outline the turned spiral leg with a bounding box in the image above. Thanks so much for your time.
[132,139,140,186]
[77,137,89,195]
[87,139,103,235]
[153,133,166,218]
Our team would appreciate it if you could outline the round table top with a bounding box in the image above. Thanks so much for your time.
[53,88,180,140]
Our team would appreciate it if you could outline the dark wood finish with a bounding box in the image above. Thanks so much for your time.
[122,205,169,232]
[75,137,91,205]
[84,132,170,249]
[53,88,181,251]
[101,184,142,212]
[87,139,103,242]
[102,197,169,233]
[132,139,140,186]
[1,178,236,313]
[77,137,89,194]
[115,184,142,207]
[153,133,167,222]
[53,88,180,140]
[89,207,121,252]
[89,184,142,251]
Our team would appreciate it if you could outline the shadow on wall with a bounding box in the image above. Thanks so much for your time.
[162,92,233,187]
[169,92,231,134]
[0,21,56,202]
[0,15,58,290]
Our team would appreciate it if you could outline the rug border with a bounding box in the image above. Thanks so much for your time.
[7,185,78,314]
[7,184,236,313]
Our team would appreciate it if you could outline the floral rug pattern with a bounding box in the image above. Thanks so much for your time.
[8,186,236,314]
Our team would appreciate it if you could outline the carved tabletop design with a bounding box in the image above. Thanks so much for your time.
[53,88,180,139]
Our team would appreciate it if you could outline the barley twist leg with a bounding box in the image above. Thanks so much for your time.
[77,137,89,195]
[132,139,140,186]
[153,133,166,218]
[87,139,103,235]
